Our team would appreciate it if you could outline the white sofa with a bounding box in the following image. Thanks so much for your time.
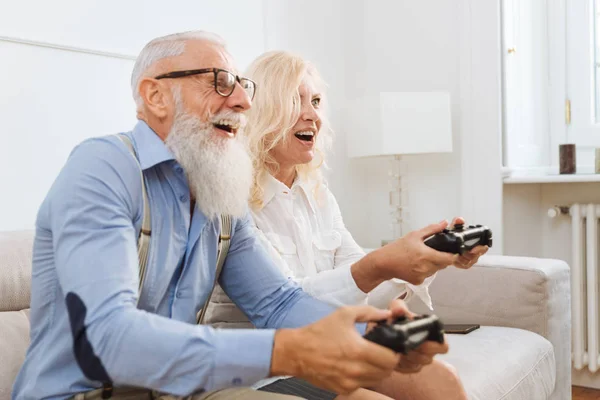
[0,231,571,400]
[407,255,571,400]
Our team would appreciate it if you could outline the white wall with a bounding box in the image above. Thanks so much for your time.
[0,0,264,67]
[0,0,265,231]
[504,182,600,260]
[345,0,464,248]
[459,0,504,254]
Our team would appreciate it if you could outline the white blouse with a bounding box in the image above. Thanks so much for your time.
[250,174,435,310]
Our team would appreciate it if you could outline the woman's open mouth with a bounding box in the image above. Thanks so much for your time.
[294,130,315,142]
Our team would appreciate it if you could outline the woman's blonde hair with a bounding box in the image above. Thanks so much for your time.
[244,50,333,209]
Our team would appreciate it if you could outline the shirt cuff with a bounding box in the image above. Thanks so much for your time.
[367,279,408,309]
[212,328,276,389]
[404,273,436,310]
[300,264,368,306]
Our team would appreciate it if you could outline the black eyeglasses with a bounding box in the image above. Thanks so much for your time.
[154,68,256,100]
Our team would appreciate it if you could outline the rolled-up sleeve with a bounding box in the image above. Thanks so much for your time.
[331,189,438,310]
[218,215,337,330]
[300,265,368,306]
[48,138,282,395]
[368,277,435,310]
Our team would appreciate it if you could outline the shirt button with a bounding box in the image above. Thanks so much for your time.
[232,377,242,385]
[180,194,188,202]
[176,291,182,298]
[175,166,183,174]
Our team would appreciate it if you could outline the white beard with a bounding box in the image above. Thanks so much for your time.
[164,109,253,219]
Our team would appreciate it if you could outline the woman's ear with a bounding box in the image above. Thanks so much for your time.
[138,77,170,119]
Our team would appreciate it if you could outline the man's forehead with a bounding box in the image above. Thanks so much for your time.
[174,40,238,73]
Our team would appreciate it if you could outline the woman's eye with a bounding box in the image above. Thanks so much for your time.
[312,98,321,107]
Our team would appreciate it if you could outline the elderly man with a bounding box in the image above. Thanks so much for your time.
[12,31,451,400]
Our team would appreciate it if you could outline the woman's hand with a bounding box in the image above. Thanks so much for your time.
[351,218,489,291]
[352,220,458,290]
[448,217,489,270]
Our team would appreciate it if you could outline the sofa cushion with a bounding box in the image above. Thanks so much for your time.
[441,326,555,400]
[0,231,34,312]
[0,309,30,399]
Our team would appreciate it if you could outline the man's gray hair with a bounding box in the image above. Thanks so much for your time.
[131,30,226,108]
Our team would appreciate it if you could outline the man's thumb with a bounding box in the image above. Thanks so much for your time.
[388,299,414,320]
[345,305,392,324]
[419,219,449,239]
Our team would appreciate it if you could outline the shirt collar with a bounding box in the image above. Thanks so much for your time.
[261,174,281,206]
[261,172,317,214]
[131,120,175,170]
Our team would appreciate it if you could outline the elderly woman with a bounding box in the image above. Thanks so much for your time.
[206,50,488,400]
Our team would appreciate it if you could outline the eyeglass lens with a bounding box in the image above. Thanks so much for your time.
[216,70,255,99]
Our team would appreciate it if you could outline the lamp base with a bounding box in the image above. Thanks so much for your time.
[388,155,407,240]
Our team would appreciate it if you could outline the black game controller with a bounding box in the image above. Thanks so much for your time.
[424,223,492,255]
[363,315,445,354]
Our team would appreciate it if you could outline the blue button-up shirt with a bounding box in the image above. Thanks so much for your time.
[12,121,338,399]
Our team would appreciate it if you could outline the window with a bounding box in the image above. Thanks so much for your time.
[501,0,551,170]
[567,0,600,148]
[502,0,600,174]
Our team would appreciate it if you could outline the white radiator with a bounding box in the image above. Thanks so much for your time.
[549,203,600,372]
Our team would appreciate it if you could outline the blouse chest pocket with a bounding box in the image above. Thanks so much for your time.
[312,230,342,273]
[264,232,297,259]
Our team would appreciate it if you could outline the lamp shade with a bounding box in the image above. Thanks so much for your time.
[346,92,453,158]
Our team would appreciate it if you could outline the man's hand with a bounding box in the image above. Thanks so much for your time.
[385,300,449,374]
[449,217,489,270]
[270,306,401,394]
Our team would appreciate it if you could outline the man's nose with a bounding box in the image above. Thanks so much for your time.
[226,81,252,112]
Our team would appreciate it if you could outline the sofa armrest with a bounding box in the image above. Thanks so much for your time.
[0,231,34,312]
[409,255,569,336]
[408,254,571,400]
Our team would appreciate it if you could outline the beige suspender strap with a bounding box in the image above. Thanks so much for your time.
[117,134,151,296]
[117,134,230,323]
[197,214,232,324]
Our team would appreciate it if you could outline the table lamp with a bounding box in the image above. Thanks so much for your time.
[347,91,453,242]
